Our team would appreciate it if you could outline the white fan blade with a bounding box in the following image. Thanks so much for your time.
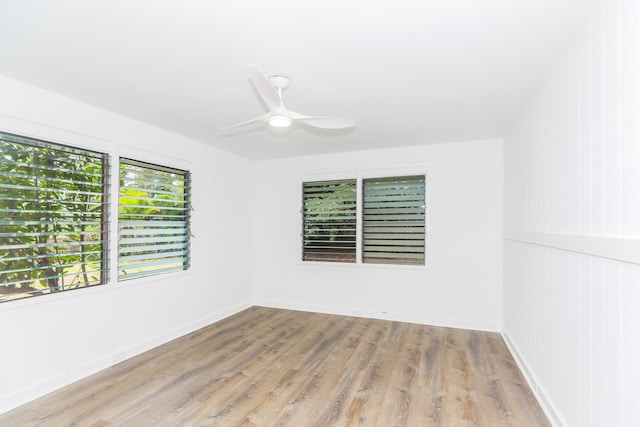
[293,115,355,130]
[220,114,268,131]
[246,64,286,114]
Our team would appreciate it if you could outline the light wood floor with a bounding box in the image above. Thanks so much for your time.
[0,307,550,426]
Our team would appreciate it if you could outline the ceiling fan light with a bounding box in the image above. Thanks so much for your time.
[268,114,292,128]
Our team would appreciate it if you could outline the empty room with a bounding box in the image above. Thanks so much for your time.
[0,0,638,426]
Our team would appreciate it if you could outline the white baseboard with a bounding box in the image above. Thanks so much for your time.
[254,298,501,332]
[0,301,252,415]
[501,330,566,427]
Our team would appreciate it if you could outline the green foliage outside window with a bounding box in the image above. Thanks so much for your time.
[118,160,190,280]
[302,179,357,262]
[0,133,109,302]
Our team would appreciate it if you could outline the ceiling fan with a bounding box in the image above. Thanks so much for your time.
[221,64,355,132]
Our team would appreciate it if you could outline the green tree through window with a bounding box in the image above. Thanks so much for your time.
[118,159,191,280]
[0,132,109,302]
[302,174,426,266]
[302,179,357,262]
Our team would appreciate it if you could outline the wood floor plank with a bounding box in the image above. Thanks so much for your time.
[0,307,550,426]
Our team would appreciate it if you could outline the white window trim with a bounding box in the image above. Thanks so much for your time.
[299,165,429,270]
[0,126,195,308]
[113,156,193,283]
[118,145,192,172]
[112,145,193,284]
[0,130,112,302]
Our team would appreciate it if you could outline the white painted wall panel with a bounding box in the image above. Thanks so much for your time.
[578,27,593,235]
[604,0,622,237]
[504,242,639,426]
[620,0,640,238]
[503,0,640,425]
[621,262,640,426]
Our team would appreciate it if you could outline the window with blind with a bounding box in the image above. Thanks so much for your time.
[118,159,191,280]
[301,174,426,267]
[362,175,425,265]
[302,179,357,262]
[0,132,110,302]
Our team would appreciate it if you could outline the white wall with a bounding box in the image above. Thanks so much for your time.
[503,0,640,425]
[252,139,504,331]
[0,76,255,413]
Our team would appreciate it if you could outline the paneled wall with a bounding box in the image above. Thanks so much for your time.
[503,0,640,425]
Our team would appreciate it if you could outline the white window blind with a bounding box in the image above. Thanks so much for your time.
[0,132,110,302]
[118,159,191,280]
[302,179,357,262]
[362,175,425,265]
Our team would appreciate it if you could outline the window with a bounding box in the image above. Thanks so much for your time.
[0,132,193,302]
[118,159,191,280]
[302,179,357,262]
[0,132,110,302]
[362,175,425,265]
[301,174,426,266]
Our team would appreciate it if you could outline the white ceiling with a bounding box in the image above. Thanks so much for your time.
[0,0,592,160]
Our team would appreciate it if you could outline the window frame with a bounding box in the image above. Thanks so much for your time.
[0,131,195,304]
[0,131,110,303]
[117,157,192,281]
[301,167,428,269]
[362,174,426,266]
[301,178,358,263]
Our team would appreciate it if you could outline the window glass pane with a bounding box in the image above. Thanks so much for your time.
[0,132,110,302]
[302,179,356,263]
[118,159,191,280]
[363,175,425,265]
